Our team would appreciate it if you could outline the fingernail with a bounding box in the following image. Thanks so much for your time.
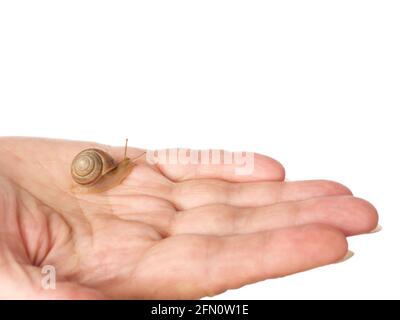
[369,224,382,234]
[336,250,354,263]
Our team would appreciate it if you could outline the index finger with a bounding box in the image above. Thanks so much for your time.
[142,149,285,182]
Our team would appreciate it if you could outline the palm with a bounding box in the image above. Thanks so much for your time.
[0,138,378,299]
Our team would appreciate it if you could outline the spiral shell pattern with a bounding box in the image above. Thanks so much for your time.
[71,149,115,185]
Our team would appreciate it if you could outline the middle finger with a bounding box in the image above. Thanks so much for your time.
[171,179,353,210]
[170,195,378,236]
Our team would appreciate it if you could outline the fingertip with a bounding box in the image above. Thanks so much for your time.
[327,197,379,235]
[254,153,286,181]
[351,197,379,233]
[316,180,353,196]
[297,224,349,265]
[305,196,379,236]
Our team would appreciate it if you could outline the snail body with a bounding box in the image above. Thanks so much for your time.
[71,147,136,193]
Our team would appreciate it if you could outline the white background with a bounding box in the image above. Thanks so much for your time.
[0,1,399,299]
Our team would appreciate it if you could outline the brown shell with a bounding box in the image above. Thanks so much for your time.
[71,148,116,185]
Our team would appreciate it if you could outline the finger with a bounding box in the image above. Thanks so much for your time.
[135,224,348,298]
[171,196,378,236]
[147,149,285,182]
[172,179,352,210]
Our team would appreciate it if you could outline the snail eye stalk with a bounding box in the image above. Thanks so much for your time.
[124,138,128,160]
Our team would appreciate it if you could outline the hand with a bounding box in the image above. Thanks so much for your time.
[0,137,378,299]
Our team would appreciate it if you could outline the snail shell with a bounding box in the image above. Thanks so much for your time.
[71,149,116,185]
[71,147,144,194]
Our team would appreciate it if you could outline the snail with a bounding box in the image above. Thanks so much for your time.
[71,139,145,193]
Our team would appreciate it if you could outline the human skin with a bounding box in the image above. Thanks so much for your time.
[0,137,379,299]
